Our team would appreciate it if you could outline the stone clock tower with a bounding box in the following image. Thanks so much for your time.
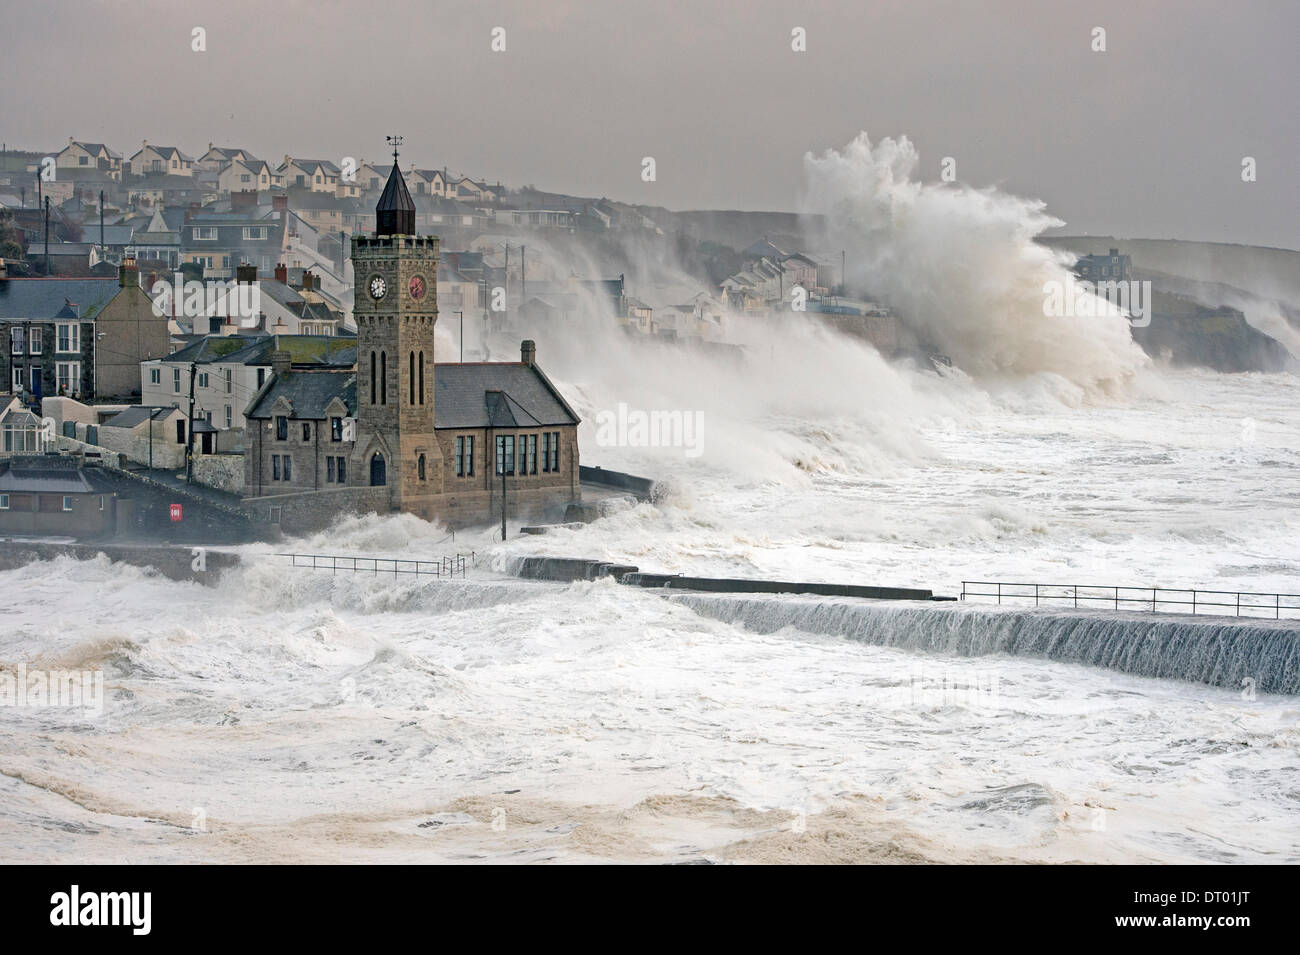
[350,139,443,517]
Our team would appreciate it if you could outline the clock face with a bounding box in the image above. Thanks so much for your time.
[409,275,426,301]
[369,275,387,300]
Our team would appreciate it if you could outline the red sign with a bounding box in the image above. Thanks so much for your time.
[169,503,183,522]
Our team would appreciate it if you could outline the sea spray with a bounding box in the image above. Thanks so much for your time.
[800,132,1149,392]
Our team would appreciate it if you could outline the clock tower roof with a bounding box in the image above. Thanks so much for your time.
[376,161,416,236]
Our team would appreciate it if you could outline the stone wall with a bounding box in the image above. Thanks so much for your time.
[0,540,239,583]
[243,484,395,536]
[192,453,245,493]
[97,423,187,470]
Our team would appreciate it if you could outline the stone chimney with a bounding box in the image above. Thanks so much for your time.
[521,339,536,366]
[118,256,139,288]
[274,262,288,283]
[270,350,291,378]
[236,263,257,284]
[301,271,314,291]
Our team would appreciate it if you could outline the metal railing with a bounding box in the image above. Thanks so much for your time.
[280,552,471,578]
[960,581,1300,619]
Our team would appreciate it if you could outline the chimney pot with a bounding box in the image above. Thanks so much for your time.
[521,339,536,366]
[274,262,288,283]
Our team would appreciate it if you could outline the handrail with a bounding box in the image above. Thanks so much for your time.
[959,580,1300,619]
[278,552,472,579]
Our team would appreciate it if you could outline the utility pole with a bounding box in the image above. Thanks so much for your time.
[185,361,197,483]
[148,407,159,472]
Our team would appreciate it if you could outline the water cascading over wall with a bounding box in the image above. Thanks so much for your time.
[668,594,1300,694]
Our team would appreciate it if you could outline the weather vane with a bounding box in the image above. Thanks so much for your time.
[386,134,403,165]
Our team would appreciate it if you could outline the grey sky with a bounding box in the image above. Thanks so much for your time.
[3,0,1296,248]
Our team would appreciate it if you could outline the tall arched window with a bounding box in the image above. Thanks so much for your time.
[417,453,426,480]
[409,351,415,405]
[369,351,376,405]
[380,351,387,405]
[418,351,425,405]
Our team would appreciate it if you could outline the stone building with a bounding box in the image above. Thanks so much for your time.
[0,260,169,402]
[241,157,581,533]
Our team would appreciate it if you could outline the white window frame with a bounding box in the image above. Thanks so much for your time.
[56,322,80,353]
[150,367,161,384]
[62,496,74,512]
[56,361,81,396]
[193,226,218,241]
[0,494,8,510]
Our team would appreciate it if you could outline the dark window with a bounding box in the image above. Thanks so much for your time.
[465,436,474,476]
[327,457,335,482]
[417,453,426,480]
[418,352,425,404]
[176,419,186,444]
[369,351,376,405]
[496,435,515,475]
[370,452,386,486]
[272,455,281,480]
[337,456,347,483]
[302,422,311,442]
[380,351,386,405]
[331,417,342,441]
[455,436,464,476]
[542,432,550,472]
[283,456,292,481]
[527,434,537,474]
[550,431,559,472]
[409,351,415,405]
[276,416,288,440]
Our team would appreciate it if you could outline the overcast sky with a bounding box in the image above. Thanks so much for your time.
[3,0,1296,248]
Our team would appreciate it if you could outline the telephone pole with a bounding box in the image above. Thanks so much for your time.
[185,361,197,483]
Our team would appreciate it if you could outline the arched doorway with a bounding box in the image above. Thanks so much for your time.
[370,451,386,486]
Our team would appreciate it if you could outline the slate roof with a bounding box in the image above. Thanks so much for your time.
[164,333,355,367]
[246,361,579,429]
[435,363,579,429]
[102,406,176,430]
[0,278,120,319]
[71,142,122,159]
[246,369,356,420]
[377,162,416,236]
[0,457,115,493]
